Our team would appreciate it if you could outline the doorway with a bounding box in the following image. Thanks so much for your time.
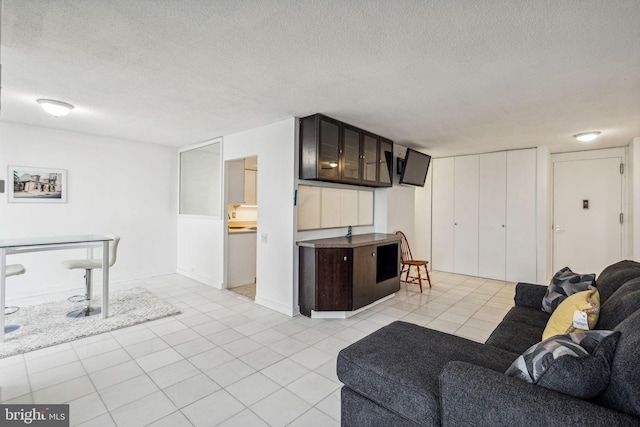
[552,151,623,275]
[226,156,258,300]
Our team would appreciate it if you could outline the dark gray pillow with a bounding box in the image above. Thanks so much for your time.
[598,278,640,329]
[542,267,595,314]
[505,330,620,399]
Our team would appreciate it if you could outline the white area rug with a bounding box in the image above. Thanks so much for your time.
[1,287,180,358]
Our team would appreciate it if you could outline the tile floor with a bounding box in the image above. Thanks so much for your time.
[229,283,256,300]
[0,271,516,426]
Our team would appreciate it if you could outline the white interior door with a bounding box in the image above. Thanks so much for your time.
[479,152,506,280]
[553,157,622,275]
[454,155,479,276]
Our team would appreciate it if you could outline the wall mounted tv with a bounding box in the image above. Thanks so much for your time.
[399,148,431,187]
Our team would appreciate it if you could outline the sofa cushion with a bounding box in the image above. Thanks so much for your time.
[503,305,550,329]
[542,287,600,340]
[598,278,640,330]
[542,266,595,314]
[337,321,518,426]
[597,308,640,417]
[505,330,619,399]
[595,260,640,304]
[485,320,544,354]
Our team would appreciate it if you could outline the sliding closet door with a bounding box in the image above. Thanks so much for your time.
[431,157,455,272]
[479,152,507,280]
[453,155,479,276]
[506,149,537,283]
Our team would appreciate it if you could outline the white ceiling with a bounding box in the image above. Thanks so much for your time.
[1,0,639,157]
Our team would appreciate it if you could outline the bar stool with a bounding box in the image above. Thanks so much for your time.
[5,264,25,333]
[63,236,120,318]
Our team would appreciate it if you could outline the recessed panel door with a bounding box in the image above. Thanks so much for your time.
[553,157,622,275]
[431,157,455,272]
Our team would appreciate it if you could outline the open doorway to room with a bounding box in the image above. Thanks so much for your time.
[226,156,258,300]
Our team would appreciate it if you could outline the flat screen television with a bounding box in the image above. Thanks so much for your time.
[399,148,431,187]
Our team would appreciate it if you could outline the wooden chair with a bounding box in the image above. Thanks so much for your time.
[395,231,431,292]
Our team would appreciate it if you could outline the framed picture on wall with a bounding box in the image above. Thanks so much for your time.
[8,166,68,203]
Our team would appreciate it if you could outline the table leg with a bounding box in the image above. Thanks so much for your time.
[102,241,109,319]
[1,248,6,343]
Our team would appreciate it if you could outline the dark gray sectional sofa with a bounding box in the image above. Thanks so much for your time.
[337,260,640,426]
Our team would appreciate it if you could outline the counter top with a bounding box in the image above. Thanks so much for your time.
[297,233,400,248]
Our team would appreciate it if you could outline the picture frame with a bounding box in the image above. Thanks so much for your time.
[8,166,67,203]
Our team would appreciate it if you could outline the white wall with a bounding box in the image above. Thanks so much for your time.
[223,118,297,316]
[536,146,552,282]
[0,122,177,299]
[629,137,640,260]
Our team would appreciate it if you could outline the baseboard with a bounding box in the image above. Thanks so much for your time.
[176,269,222,289]
[310,293,395,319]
[254,295,296,317]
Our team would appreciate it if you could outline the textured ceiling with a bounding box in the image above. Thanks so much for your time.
[1,0,639,156]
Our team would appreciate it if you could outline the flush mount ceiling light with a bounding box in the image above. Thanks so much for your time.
[37,99,74,117]
[573,131,601,142]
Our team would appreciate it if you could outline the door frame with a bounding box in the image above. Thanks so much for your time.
[551,147,628,272]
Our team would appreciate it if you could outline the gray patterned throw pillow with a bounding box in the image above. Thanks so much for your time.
[542,266,596,314]
[505,330,620,399]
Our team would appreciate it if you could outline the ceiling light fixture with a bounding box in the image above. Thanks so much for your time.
[573,131,601,142]
[37,99,75,117]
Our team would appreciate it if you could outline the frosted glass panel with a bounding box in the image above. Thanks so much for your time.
[180,141,221,216]
[297,185,374,230]
[297,186,321,230]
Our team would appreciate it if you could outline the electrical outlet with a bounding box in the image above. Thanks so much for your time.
[261,233,268,244]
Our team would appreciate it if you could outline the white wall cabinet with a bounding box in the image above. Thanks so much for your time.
[431,149,537,282]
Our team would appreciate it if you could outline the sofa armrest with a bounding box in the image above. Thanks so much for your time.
[439,361,639,427]
[513,282,547,309]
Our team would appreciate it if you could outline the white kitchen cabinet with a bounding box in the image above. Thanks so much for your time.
[244,169,257,205]
[228,159,245,204]
[479,151,507,280]
[453,155,479,276]
[431,157,455,272]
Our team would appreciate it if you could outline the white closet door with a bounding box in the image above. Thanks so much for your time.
[506,149,537,283]
[431,157,455,272]
[479,152,507,280]
[454,155,479,276]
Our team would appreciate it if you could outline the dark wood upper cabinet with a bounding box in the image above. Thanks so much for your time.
[299,114,393,187]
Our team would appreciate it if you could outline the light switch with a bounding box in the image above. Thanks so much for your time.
[261,233,268,244]
[583,200,589,209]
[0,180,4,193]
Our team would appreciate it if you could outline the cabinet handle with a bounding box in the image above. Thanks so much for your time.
[343,256,347,261]
[501,224,505,228]
[372,253,376,257]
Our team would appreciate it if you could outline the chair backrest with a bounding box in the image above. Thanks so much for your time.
[105,235,120,267]
[395,231,413,263]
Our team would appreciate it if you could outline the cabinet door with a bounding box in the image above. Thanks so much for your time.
[479,152,506,280]
[506,149,537,283]
[431,157,455,272]
[317,248,352,311]
[453,155,479,276]
[341,125,362,184]
[352,246,377,310]
[362,133,378,184]
[227,159,245,204]
[378,138,393,186]
[318,117,341,180]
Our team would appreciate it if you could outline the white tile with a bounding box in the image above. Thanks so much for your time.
[249,328,288,346]
[205,359,256,387]
[289,407,340,427]
[239,347,284,370]
[32,376,95,404]
[188,347,235,371]
[122,337,169,358]
[314,358,339,383]
[109,391,177,427]
[0,375,31,402]
[218,409,269,427]
[182,390,245,426]
[74,413,116,427]
[250,388,310,426]
[89,360,145,390]
[289,347,333,370]
[173,336,217,358]
[81,348,132,373]
[160,328,202,346]
[145,411,193,427]
[291,328,329,345]
[147,359,201,389]
[260,358,310,386]
[135,348,183,372]
[285,371,339,405]
[72,337,122,359]
[25,348,79,374]
[163,373,220,408]
[29,361,86,391]
[221,337,263,357]
[113,327,157,347]
[68,392,108,426]
[315,388,341,421]
[99,374,159,410]
[268,337,308,356]
[205,328,245,346]
[226,372,281,406]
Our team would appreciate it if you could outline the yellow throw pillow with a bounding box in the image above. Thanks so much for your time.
[542,287,600,341]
